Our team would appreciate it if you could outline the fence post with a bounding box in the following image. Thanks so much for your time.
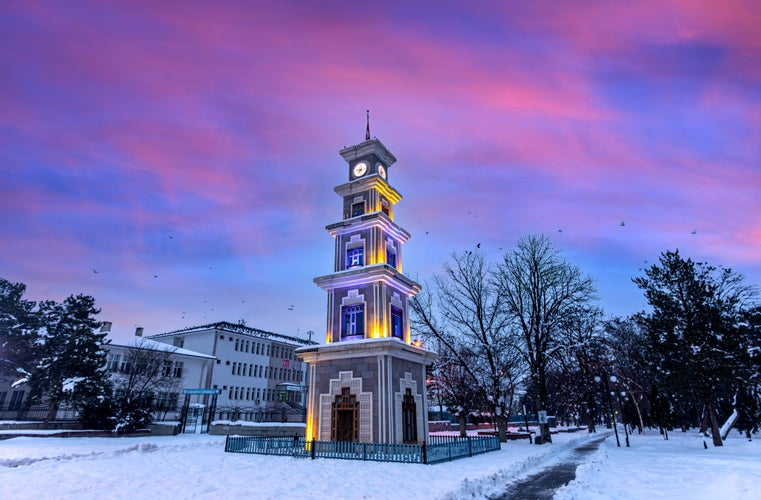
[468,436,472,457]
[225,435,230,452]
[311,439,316,460]
[422,442,427,464]
[363,442,367,461]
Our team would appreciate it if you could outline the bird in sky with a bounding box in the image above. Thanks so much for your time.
[691,230,697,235]
[558,229,563,233]
[476,243,481,249]
[153,275,158,278]
[620,221,626,227]
[92,269,99,273]
[168,235,173,239]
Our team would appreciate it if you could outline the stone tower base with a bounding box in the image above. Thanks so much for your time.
[296,338,436,444]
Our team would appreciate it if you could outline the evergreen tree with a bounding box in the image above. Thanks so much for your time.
[633,250,757,446]
[26,294,109,427]
[0,278,42,381]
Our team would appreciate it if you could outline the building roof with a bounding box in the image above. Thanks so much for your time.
[107,337,216,360]
[148,321,318,346]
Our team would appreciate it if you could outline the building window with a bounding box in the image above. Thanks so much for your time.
[120,357,131,373]
[351,201,365,217]
[0,391,6,408]
[106,353,120,371]
[232,362,237,375]
[8,390,24,411]
[162,360,173,377]
[156,392,178,411]
[172,337,184,348]
[386,246,397,268]
[381,201,390,216]
[235,339,239,351]
[173,361,184,378]
[391,306,403,340]
[342,304,364,340]
[346,247,363,268]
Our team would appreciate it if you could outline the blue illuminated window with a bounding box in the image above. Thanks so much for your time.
[391,306,403,340]
[386,247,397,268]
[342,304,365,339]
[351,202,365,217]
[347,247,364,268]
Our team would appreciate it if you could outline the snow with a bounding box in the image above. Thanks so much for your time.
[0,427,759,499]
[556,430,761,500]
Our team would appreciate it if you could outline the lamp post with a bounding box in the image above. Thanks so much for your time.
[610,376,630,447]
[595,374,620,447]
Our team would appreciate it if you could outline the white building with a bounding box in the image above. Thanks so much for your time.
[147,321,315,420]
[104,327,216,414]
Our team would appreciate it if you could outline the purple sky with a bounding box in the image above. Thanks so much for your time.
[2,0,760,342]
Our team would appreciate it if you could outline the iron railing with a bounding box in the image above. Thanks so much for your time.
[224,434,500,464]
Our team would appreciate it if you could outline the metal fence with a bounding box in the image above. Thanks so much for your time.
[0,406,79,422]
[224,434,500,464]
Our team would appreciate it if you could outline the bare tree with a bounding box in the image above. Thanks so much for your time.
[496,235,596,443]
[410,251,525,441]
[110,339,183,433]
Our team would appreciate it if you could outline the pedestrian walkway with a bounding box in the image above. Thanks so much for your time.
[491,434,610,499]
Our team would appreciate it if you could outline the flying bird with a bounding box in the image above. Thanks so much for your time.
[153,275,158,278]
[620,221,625,227]
[92,269,99,274]
[168,235,173,239]
[558,229,563,233]
[476,243,481,249]
[691,230,697,235]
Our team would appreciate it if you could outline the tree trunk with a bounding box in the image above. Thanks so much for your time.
[497,415,507,443]
[699,408,710,434]
[43,399,60,429]
[537,367,552,443]
[706,398,723,447]
[458,413,467,437]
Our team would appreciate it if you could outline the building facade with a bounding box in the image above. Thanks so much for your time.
[148,321,314,416]
[297,132,437,444]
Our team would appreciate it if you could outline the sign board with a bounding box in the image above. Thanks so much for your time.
[538,410,548,424]
[282,359,290,368]
[182,388,222,395]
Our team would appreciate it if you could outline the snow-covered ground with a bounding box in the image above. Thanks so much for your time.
[1,427,758,499]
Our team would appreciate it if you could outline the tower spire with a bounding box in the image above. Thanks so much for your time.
[365,109,370,141]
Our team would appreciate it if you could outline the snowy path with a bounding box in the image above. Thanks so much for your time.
[490,434,610,499]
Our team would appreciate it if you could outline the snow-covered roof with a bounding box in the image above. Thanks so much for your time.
[148,321,317,346]
[106,337,216,360]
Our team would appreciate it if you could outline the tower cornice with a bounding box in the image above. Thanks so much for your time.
[314,263,422,296]
[334,175,402,205]
[326,212,411,243]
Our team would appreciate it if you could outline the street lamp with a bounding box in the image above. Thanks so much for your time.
[610,376,630,447]
[594,374,621,448]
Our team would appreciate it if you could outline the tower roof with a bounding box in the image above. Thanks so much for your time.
[339,138,397,167]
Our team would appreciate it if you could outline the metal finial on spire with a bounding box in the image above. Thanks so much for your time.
[365,109,370,140]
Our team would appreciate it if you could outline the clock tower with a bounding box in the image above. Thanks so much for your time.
[297,127,436,445]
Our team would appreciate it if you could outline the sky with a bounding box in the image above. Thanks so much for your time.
[2,0,760,343]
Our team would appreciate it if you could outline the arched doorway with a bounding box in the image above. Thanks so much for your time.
[332,387,358,442]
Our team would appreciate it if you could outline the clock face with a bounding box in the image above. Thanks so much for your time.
[353,162,368,177]
[377,164,386,179]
